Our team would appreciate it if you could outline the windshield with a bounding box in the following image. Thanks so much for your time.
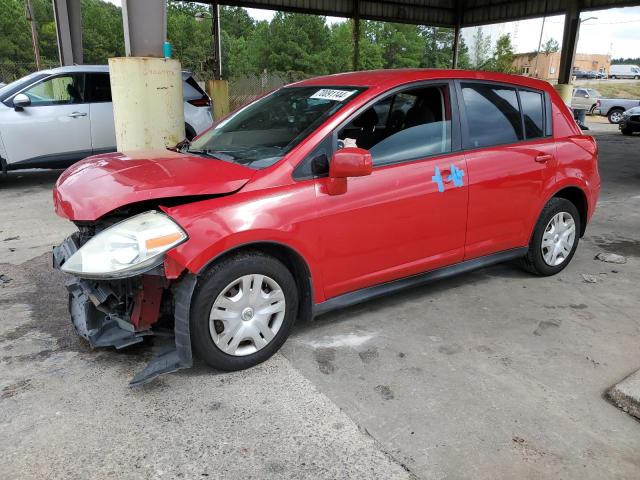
[0,71,48,102]
[187,86,365,168]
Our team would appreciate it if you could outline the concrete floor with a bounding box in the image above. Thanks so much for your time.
[1,122,639,479]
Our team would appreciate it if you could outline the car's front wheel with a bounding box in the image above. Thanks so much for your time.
[520,198,581,276]
[190,251,298,371]
[621,128,634,136]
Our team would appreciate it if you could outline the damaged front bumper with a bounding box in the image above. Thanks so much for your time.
[53,234,197,386]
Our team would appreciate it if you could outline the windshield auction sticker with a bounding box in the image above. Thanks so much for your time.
[310,89,357,102]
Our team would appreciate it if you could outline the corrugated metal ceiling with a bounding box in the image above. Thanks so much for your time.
[200,0,640,27]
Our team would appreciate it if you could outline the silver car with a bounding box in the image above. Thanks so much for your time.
[0,65,213,173]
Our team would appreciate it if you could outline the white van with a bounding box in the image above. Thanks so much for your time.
[609,64,640,79]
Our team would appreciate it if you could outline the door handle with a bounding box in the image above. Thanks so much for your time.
[441,169,453,183]
[68,111,87,118]
[535,153,553,163]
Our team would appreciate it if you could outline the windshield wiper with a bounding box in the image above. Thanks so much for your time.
[186,148,235,162]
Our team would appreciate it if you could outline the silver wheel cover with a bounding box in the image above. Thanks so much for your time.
[209,274,286,356]
[541,212,576,266]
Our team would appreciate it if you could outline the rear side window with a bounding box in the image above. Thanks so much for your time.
[519,90,544,139]
[461,83,523,148]
[85,73,112,102]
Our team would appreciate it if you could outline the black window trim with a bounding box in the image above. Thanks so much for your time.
[455,79,553,152]
[293,79,462,181]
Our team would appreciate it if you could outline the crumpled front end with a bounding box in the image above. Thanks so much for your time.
[53,227,197,386]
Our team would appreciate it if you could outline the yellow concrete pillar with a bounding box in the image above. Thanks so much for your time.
[108,57,184,151]
[206,79,230,121]
[554,83,573,106]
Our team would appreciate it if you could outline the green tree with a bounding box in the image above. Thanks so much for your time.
[420,26,454,68]
[220,6,254,39]
[167,1,211,73]
[488,34,516,73]
[358,21,384,70]
[266,12,331,75]
[457,36,472,69]
[471,26,491,68]
[0,0,34,67]
[368,22,423,69]
[542,38,559,55]
[81,0,124,63]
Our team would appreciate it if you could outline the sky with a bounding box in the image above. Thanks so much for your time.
[105,1,640,59]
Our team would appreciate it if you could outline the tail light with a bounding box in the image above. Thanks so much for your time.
[596,99,600,107]
[188,97,211,107]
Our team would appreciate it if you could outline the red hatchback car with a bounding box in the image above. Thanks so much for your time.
[52,70,600,385]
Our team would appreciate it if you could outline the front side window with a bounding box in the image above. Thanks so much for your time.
[338,85,452,166]
[461,83,523,148]
[187,86,364,169]
[519,90,544,139]
[23,74,84,106]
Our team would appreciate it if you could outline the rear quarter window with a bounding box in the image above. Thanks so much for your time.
[519,90,544,139]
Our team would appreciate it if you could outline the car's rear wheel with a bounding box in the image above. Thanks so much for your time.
[520,198,580,276]
[608,109,624,124]
[190,251,298,371]
[621,128,634,136]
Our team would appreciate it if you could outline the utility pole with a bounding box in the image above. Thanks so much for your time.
[210,2,222,80]
[25,0,42,70]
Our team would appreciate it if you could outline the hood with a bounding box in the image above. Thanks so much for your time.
[53,149,255,221]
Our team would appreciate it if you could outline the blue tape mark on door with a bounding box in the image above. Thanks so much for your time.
[447,164,465,187]
[433,164,465,192]
[432,166,445,192]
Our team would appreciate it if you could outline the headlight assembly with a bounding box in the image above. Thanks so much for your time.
[61,211,187,279]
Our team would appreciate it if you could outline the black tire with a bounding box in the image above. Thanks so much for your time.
[621,128,634,136]
[608,108,624,124]
[520,198,581,276]
[190,251,298,371]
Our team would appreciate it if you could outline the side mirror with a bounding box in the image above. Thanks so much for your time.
[330,147,372,178]
[13,93,30,111]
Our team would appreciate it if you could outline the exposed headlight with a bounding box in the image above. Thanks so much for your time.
[61,211,187,279]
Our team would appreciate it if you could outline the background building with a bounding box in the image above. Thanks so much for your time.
[513,52,611,81]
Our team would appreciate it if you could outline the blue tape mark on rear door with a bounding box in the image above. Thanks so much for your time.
[447,164,465,187]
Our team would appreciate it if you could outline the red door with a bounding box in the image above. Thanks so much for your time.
[316,153,468,299]
[458,82,556,259]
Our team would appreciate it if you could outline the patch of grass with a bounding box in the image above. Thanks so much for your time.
[582,82,640,99]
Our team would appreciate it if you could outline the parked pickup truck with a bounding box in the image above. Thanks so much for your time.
[595,98,640,124]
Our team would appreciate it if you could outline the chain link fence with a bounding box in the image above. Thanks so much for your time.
[183,63,311,110]
[0,62,59,85]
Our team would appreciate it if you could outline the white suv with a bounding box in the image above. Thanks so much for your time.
[0,65,213,173]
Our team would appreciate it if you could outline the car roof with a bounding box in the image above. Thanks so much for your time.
[37,65,193,78]
[40,65,110,74]
[293,69,554,92]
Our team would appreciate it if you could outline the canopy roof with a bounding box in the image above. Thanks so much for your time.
[204,0,638,27]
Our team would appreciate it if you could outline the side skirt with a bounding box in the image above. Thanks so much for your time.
[313,248,528,317]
